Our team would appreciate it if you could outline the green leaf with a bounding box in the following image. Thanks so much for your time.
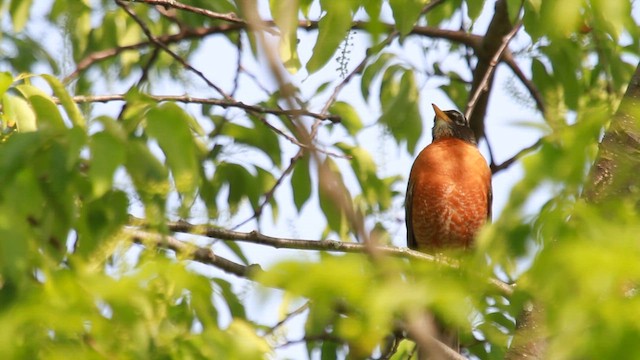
[441,73,469,111]
[389,0,424,36]
[317,158,353,240]
[271,0,301,73]
[320,340,339,360]
[361,53,394,101]
[467,0,486,20]
[9,0,32,32]
[222,240,250,266]
[291,154,312,211]
[307,0,353,73]
[41,74,86,129]
[146,103,201,198]
[329,101,363,136]
[379,69,423,153]
[0,72,13,96]
[426,0,462,26]
[89,131,126,198]
[76,190,129,257]
[125,140,169,196]
[212,162,254,215]
[3,93,36,132]
[213,278,246,319]
[539,0,582,39]
[221,117,282,166]
[16,84,66,131]
[300,0,314,18]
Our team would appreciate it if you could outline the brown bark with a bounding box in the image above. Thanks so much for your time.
[506,62,640,360]
[584,63,640,203]
[466,0,515,142]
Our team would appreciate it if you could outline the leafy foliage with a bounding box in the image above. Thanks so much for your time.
[0,0,639,359]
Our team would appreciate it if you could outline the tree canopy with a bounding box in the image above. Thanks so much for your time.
[1,0,640,359]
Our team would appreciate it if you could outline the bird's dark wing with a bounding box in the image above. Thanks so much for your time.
[405,178,417,249]
[487,180,493,221]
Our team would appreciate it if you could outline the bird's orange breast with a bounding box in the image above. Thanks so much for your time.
[407,138,492,250]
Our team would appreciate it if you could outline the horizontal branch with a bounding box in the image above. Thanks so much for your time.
[66,19,481,82]
[64,94,341,122]
[127,229,261,278]
[128,217,514,296]
[136,0,245,24]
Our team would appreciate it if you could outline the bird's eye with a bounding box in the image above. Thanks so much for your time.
[450,112,467,126]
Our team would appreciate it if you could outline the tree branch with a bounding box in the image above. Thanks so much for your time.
[127,217,514,296]
[491,138,542,174]
[126,229,261,278]
[116,0,231,99]
[62,94,341,122]
[466,0,522,142]
[135,0,245,25]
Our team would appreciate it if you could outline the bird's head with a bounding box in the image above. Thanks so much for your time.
[431,104,477,145]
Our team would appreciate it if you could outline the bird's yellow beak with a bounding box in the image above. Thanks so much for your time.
[432,104,452,123]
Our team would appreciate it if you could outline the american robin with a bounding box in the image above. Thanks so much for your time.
[405,104,492,251]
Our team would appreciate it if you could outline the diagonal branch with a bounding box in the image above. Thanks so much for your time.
[115,0,231,99]
[503,51,545,113]
[127,229,261,278]
[491,138,542,174]
[465,20,523,122]
[135,0,245,24]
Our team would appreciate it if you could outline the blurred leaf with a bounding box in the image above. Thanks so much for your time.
[41,74,86,129]
[271,0,301,73]
[0,72,13,96]
[318,158,353,240]
[146,103,201,199]
[212,162,254,215]
[329,101,363,136]
[125,140,169,196]
[539,0,582,39]
[3,93,36,132]
[213,278,246,319]
[307,0,353,73]
[426,0,462,26]
[16,84,66,131]
[76,190,129,257]
[361,53,393,101]
[321,340,339,360]
[389,0,424,36]
[89,131,126,198]
[221,240,250,266]
[222,116,282,166]
[467,0,486,20]
[291,153,312,211]
[9,0,32,32]
[379,68,423,153]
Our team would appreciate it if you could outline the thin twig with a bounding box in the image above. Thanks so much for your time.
[135,0,246,25]
[64,24,243,82]
[491,138,542,174]
[231,149,306,229]
[62,94,341,122]
[115,0,231,99]
[264,302,310,335]
[503,51,545,113]
[404,314,468,360]
[465,20,523,121]
[127,229,261,278]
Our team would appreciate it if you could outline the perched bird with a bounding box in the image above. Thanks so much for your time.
[404,104,492,357]
[405,104,492,251]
